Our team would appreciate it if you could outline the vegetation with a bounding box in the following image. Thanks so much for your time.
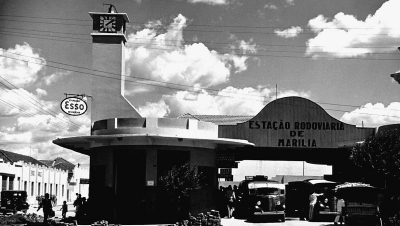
[159,162,205,220]
[351,128,400,189]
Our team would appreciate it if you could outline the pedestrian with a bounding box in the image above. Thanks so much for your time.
[81,197,87,217]
[60,201,68,219]
[37,193,53,225]
[308,191,318,221]
[73,193,82,218]
[225,185,236,218]
[334,196,345,225]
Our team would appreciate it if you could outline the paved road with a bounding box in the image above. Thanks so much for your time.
[221,217,337,226]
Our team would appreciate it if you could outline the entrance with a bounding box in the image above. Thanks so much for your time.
[115,150,146,224]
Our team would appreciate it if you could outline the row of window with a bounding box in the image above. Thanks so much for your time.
[23,181,65,197]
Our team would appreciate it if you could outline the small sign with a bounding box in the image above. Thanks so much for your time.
[80,178,89,184]
[38,172,42,177]
[220,168,232,175]
[30,170,35,176]
[147,180,154,186]
[61,97,88,116]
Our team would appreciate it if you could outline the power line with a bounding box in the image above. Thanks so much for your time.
[0,14,398,31]
[1,25,398,50]
[1,31,399,61]
[0,76,85,131]
[1,53,399,120]
[0,95,73,132]
[5,50,400,109]
[2,16,400,37]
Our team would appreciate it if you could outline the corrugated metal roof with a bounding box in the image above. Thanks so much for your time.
[178,113,254,125]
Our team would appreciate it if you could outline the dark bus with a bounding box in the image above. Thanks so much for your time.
[286,179,338,221]
[235,175,286,222]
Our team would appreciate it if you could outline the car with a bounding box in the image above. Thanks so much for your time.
[235,175,285,222]
[1,190,30,214]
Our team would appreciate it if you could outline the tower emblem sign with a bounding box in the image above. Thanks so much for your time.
[60,94,88,116]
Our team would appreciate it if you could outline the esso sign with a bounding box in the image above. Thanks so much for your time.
[61,97,88,116]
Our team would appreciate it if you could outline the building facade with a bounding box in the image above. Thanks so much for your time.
[0,150,89,205]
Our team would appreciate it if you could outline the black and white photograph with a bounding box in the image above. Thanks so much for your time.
[0,0,399,225]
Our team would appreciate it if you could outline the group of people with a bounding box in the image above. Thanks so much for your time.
[36,193,89,225]
[218,185,238,218]
[73,193,89,219]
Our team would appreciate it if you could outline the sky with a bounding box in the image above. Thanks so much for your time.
[0,0,399,169]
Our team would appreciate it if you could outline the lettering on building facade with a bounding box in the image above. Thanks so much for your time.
[249,120,345,147]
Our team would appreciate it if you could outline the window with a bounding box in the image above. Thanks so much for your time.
[56,184,58,196]
[38,183,41,195]
[44,183,47,193]
[31,182,34,196]
[24,181,27,191]
[62,185,64,197]
[50,184,52,195]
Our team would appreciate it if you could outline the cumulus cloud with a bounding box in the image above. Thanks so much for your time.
[0,112,91,164]
[0,43,45,87]
[340,102,400,127]
[265,4,278,10]
[139,100,170,117]
[42,71,70,85]
[36,88,47,97]
[275,26,303,38]
[306,0,400,57]
[186,0,231,5]
[125,14,252,92]
[138,86,310,117]
[285,0,294,5]
[0,88,54,117]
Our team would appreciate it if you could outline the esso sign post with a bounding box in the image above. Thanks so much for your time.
[61,97,88,116]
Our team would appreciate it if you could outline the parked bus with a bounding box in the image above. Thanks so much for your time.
[286,179,338,221]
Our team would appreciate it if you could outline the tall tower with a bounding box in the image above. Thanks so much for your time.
[89,6,141,123]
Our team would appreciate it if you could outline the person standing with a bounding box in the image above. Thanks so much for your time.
[73,193,82,218]
[225,185,236,218]
[37,193,53,225]
[334,197,345,225]
[60,201,68,219]
[309,191,318,221]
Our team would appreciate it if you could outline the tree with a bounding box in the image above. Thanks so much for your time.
[159,162,205,220]
[351,128,400,188]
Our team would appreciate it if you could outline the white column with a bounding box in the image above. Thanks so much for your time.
[6,176,9,190]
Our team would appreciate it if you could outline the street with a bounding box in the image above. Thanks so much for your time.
[221,217,337,226]
[25,203,338,226]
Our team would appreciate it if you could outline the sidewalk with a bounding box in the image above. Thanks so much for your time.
[26,204,176,226]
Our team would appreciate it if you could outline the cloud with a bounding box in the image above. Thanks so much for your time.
[186,0,231,5]
[138,86,310,117]
[0,43,45,87]
[36,88,47,97]
[275,26,303,38]
[285,0,294,5]
[125,14,252,92]
[0,112,91,164]
[0,88,55,117]
[340,102,400,127]
[139,100,170,117]
[42,71,70,85]
[306,0,400,57]
[264,4,278,10]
